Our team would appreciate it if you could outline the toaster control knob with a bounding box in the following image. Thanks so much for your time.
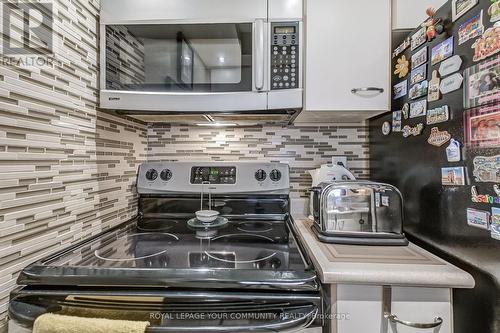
[255,169,267,182]
[270,169,282,182]
[145,169,158,181]
[160,169,172,181]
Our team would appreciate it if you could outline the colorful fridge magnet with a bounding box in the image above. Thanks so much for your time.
[382,121,391,135]
[410,65,427,85]
[402,103,410,119]
[441,166,466,185]
[467,109,500,147]
[411,27,427,51]
[402,123,424,137]
[428,70,441,101]
[472,155,500,182]
[489,0,500,22]
[394,55,410,78]
[452,0,478,21]
[463,55,500,108]
[491,207,500,240]
[422,7,443,42]
[431,37,454,66]
[466,207,490,230]
[393,80,408,99]
[471,185,500,204]
[409,99,427,118]
[393,37,411,58]
[446,139,461,162]
[427,105,450,124]
[428,127,451,146]
[411,47,428,69]
[471,24,500,62]
[458,11,484,45]
[409,81,428,100]
[438,55,462,76]
[392,111,402,132]
[440,73,463,94]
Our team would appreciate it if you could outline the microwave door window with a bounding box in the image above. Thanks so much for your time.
[105,23,253,92]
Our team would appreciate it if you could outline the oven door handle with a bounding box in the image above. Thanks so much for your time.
[146,305,318,333]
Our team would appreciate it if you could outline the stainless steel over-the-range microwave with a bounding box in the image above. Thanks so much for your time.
[99,0,303,112]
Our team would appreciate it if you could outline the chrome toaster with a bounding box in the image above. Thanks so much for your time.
[311,181,408,246]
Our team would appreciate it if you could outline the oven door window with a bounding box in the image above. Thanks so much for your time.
[105,23,253,92]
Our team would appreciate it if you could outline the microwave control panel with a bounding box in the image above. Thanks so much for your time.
[271,22,299,90]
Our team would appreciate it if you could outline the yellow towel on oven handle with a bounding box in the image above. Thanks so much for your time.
[33,313,150,333]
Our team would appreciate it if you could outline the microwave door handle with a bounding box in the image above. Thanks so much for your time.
[254,19,265,91]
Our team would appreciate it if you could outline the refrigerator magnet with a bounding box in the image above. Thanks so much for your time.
[488,1,500,22]
[410,65,427,85]
[471,185,500,204]
[422,8,442,42]
[393,37,411,58]
[491,207,500,240]
[394,55,410,78]
[411,27,427,51]
[427,127,451,147]
[446,139,462,162]
[471,25,500,62]
[440,73,463,95]
[428,70,441,102]
[438,55,462,77]
[393,80,407,99]
[472,155,500,183]
[382,121,391,135]
[465,107,500,148]
[466,208,490,230]
[458,11,484,45]
[411,47,428,69]
[441,166,466,186]
[463,55,500,108]
[452,0,478,22]
[402,103,410,119]
[409,99,427,118]
[427,105,449,125]
[431,37,454,66]
[392,111,402,132]
[409,80,428,100]
[402,123,424,138]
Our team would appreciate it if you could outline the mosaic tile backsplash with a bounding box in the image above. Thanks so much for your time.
[0,0,147,330]
[147,123,370,198]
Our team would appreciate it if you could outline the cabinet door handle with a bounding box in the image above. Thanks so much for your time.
[385,314,443,329]
[382,286,443,330]
[351,87,384,94]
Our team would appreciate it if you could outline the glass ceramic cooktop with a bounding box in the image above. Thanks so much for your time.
[30,218,307,271]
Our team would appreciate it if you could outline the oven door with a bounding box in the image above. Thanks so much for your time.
[99,0,268,112]
[9,288,321,333]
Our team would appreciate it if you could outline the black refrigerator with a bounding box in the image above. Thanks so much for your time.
[369,0,500,332]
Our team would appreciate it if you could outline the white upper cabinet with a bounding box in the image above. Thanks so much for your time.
[392,0,448,30]
[302,0,391,115]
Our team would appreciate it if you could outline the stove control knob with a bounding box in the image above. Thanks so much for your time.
[270,169,282,182]
[145,169,158,181]
[255,169,267,182]
[160,169,172,181]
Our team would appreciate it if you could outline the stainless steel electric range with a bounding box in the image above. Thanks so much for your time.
[9,162,323,333]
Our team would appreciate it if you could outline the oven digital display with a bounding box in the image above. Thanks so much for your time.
[191,166,236,184]
[274,26,295,34]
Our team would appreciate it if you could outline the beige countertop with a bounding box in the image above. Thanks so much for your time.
[294,216,475,289]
